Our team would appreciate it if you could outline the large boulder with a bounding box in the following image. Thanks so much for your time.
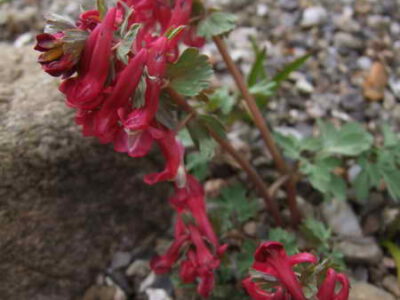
[0,44,171,299]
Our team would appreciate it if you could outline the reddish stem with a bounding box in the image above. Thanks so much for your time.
[213,36,302,226]
[166,87,283,227]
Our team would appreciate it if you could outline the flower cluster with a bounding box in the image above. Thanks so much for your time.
[243,242,350,300]
[35,0,223,297]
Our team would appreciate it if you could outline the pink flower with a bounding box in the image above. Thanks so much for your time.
[317,268,350,300]
[60,8,117,110]
[252,242,317,300]
[77,10,101,31]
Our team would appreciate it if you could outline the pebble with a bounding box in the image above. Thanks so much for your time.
[146,289,173,300]
[350,282,396,300]
[301,6,328,27]
[334,32,364,50]
[278,0,298,11]
[111,251,132,270]
[296,78,314,94]
[337,237,383,264]
[321,199,363,238]
[125,259,150,277]
[357,56,373,70]
[256,4,269,17]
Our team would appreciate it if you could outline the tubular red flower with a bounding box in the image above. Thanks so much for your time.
[243,277,289,300]
[77,10,101,31]
[61,8,117,110]
[317,268,350,300]
[253,242,314,300]
[144,130,184,185]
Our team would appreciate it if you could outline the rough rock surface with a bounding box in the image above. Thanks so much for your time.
[349,282,396,300]
[0,44,171,300]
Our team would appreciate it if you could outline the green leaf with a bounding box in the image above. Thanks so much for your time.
[178,128,194,147]
[118,1,133,36]
[44,13,75,34]
[300,137,322,152]
[274,131,301,160]
[268,228,298,255]
[353,170,370,202]
[382,124,399,148]
[383,241,400,284]
[156,92,177,129]
[236,240,258,277]
[208,87,236,115]
[249,80,277,98]
[248,36,268,86]
[96,0,108,19]
[301,218,331,247]
[116,23,142,65]
[187,120,217,159]
[167,48,213,97]
[380,166,400,201]
[198,11,238,39]
[212,184,260,232]
[199,114,227,139]
[331,174,347,201]
[272,54,311,85]
[319,121,374,156]
[186,152,210,180]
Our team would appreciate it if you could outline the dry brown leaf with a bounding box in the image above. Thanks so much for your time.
[363,61,388,102]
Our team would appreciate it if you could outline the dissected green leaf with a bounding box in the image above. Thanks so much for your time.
[117,23,142,64]
[268,228,298,255]
[318,121,374,156]
[274,131,301,160]
[199,114,227,139]
[330,174,347,201]
[353,170,370,202]
[301,218,331,247]
[197,11,237,39]
[208,87,236,115]
[212,184,260,232]
[167,48,213,97]
[249,80,277,98]
[187,120,217,159]
[119,1,133,36]
[186,152,210,180]
[236,240,258,277]
[380,166,400,201]
[272,54,311,85]
[44,13,75,34]
[300,137,322,152]
[382,124,399,148]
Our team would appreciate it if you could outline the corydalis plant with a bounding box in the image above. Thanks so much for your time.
[34,0,350,298]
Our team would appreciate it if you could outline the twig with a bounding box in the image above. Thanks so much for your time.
[268,175,290,198]
[166,87,283,226]
[213,36,301,226]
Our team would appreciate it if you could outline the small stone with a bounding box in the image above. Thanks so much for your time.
[111,251,132,270]
[279,0,298,11]
[301,6,328,27]
[14,33,33,48]
[204,179,226,198]
[243,221,257,236]
[145,289,173,300]
[350,282,395,300]
[126,259,150,277]
[321,199,363,238]
[357,57,373,70]
[337,237,383,264]
[363,62,388,102]
[383,276,400,297]
[256,4,269,17]
[82,285,117,300]
[334,32,364,50]
[296,78,314,94]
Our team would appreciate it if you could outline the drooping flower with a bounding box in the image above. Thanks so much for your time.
[60,7,117,110]
[317,268,350,300]
[35,33,77,77]
[242,277,290,300]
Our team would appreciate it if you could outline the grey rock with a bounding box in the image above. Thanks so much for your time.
[145,289,173,300]
[111,252,132,270]
[334,32,364,50]
[321,199,363,238]
[350,282,395,300]
[126,259,150,277]
[301,6,328,27]
[357,56,373,70]
[382,275,400,297]
[337,237,383,264]
[278,0,298,11]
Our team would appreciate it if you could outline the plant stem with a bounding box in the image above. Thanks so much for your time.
[213,36,301,226]
[166,87,283,226]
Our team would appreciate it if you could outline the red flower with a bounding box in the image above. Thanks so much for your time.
[35,33,76,77]
[60,8,117,110]
[77,10,101,31]
[242,277,290,300]
[317,268,350,300]
[144,130,184,185]
[252,242,317,300]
